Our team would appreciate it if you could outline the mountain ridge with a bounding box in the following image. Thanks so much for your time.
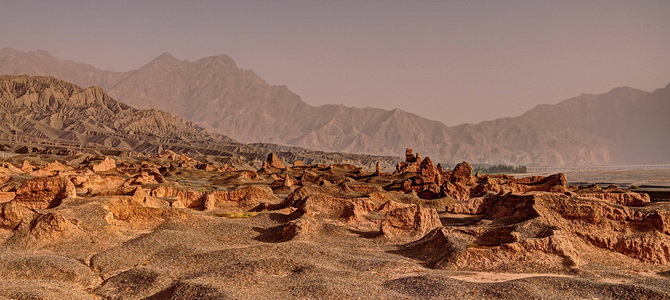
[0,75,401,168]
[1,48,668,166]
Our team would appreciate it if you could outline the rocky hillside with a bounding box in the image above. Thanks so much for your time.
[0,75,399,168]
[2,47,668,166]
[0,75,226,148]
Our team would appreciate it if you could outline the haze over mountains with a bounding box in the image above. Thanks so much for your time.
[0,75,399,168]
[1,47,668,166]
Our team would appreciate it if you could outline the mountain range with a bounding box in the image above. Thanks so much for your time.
[0,75,399,168]
[1,47,668,166]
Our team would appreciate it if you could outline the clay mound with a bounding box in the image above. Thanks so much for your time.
[0,146,666,298]
[29,161,72,177]
[94,267,172,299]
[72,174,127,196]
[383,274,670,299]
[204,185,280,211]
[0,201,36,229]
[27,212,82,241]
[14,176,76,209]
[106,196,191,229]
[150,185,206,208]
[576,191,650,207]
[0,279,95,300]
[401,191,670,272]
[0,254,98,287]
[379,201,442,239]
[91,157,117,173]
[123,171,165,186]
[269,193,442,241]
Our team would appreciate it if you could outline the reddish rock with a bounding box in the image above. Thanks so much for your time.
[342,183,384,194]
[157,150,197,163]
[418,157,442,185]
[262,153,286,170]
[0,191,15,203]
[92,157,117,173]
[300,170,320,185]
[203,185,279,211]
[449,161,474,185]
[341,199,379,225]
[444,197,492,215]
[20,160,35,173]
[0,201,36,229]
[195,163,217,172]
[379,201,442,239]
[442,182,472,201]
[523,173,568,193]
[405,148,417,163]
[237,170,259,180]
[74,174,126,196]
[14,177,76,209]
[0,162,23,174]
[578,192,650,207]
[282,175,299,188]
[297,194,352,218]
[123,172,165,186]
[278,218,313,241]
[150,185,205,208]
[29,161,72,177]
[29,212,81,241]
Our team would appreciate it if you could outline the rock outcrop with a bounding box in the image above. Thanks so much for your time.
[262,153,286,170]
[0,146,665,299]
[13,177,75,209]
[91,157,117,173]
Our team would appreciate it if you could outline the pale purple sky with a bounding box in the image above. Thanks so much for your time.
[1,1,669,125]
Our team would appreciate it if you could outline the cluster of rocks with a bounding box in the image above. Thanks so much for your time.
[0,147,667,279]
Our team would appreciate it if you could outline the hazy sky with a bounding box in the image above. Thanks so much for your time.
[1,1,669,125]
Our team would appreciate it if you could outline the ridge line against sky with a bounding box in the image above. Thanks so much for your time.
[1,1,669,125]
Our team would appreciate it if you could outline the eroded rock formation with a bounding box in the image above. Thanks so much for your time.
[0,147,666,299]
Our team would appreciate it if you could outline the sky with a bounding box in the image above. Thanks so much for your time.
[1,0,669,125]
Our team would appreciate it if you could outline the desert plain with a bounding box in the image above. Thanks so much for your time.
[0,148,669,299]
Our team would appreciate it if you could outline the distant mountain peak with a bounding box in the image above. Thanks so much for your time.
[0,46,17,53]
[196,54,237,68]
[1,48,667,166]
[155,52,178,61]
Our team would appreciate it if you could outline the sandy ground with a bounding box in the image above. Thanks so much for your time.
[1,155,669,299]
